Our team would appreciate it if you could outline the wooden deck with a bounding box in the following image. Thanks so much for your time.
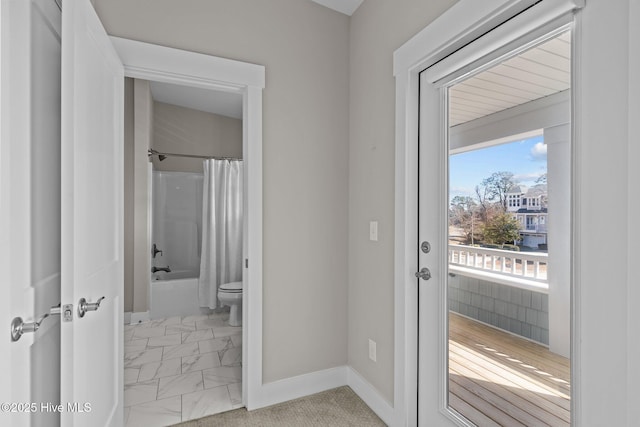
[449,312,570,426]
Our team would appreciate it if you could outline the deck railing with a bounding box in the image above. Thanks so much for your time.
[448,244,548,283]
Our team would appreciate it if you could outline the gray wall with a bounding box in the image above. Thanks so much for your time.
[348,0,457,403]
[448,275,549,345]
[123,77,134,312]
[152,101,242,173]
[95,0,350,383]
[132,79,153,313]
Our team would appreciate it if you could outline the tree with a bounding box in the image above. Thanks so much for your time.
[449,196,480,244]
[481,171,517,212]
[536,173,547,184]
[474,184,492,222]
[482,213,521,245]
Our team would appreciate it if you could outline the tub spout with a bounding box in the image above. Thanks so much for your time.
[152,266,171,273]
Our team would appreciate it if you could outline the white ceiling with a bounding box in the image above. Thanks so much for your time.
[311,0,364,16]
[449,31,571,127]
[149,81,243,120]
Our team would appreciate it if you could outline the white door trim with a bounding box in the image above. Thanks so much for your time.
[109,37,265,410]
[393,1,583,425]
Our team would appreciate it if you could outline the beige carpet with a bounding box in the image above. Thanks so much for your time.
[172,386,386,426]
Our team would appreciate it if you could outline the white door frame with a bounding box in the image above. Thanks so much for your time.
[392,1,583,425]
[109,37,265,410]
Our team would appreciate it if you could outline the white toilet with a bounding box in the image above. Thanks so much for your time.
[218,281,243,326]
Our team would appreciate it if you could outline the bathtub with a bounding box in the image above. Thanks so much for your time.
[150,270,211,319]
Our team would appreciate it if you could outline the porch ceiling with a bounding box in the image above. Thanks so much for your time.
[449,31,571,127]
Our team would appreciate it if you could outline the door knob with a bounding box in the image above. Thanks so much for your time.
[77,296,105,318]
[415,268,431,281]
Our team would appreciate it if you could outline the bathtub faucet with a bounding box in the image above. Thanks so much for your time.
[151,266,171,273]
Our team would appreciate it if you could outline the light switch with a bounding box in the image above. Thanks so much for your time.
[369,221,378,241]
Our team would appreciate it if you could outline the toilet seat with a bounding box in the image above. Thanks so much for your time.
[219,281,242,293]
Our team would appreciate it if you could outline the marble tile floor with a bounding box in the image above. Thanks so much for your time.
[123,312,242,427]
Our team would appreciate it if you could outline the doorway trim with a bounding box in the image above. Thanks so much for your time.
[110,37,265,410]
[392,1,583,425]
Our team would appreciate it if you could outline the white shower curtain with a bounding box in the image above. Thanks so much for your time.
[198,159,243,309]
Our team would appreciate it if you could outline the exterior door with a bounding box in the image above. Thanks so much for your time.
[60,0,124,425]
[1,0,62,426]
[417,71,456,426]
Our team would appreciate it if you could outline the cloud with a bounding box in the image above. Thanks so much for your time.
[530,142,547,161]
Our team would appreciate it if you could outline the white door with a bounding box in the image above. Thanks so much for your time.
[1,0,62,426]
[60,0,124,425]
[416,71,455,426]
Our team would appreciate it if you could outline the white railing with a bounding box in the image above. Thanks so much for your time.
[448,244,548,283]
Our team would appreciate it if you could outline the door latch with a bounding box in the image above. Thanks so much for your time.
[415,267,431,281]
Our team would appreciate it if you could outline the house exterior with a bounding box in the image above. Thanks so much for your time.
[507,184,548,248]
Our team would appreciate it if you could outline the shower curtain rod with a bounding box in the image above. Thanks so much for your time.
[148,149,242,162]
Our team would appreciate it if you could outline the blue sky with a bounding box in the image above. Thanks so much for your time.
[449,135,547,200]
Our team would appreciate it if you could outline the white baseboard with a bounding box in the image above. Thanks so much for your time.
[247,364,394,426]
[347,367,395,426]
[129,311,150,325]
[250,366,347,410]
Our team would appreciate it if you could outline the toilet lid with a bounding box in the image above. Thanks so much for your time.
[220,281,242,292]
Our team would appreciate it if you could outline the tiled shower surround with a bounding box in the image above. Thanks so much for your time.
[448,274,549,345]
[123,312,242,426]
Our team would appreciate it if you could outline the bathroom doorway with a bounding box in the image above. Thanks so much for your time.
[123,79,247,425]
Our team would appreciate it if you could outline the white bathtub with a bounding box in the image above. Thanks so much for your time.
[150,271,211,319]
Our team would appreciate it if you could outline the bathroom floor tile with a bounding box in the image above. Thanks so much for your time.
[144,316,181,328]
[147,334,182,348]
[123,315,243,422]
[211,324,242,338]
[162,342,199,360]
[166,323,196,335]
[132,325,167,339]
[124,347,163,368]
[230,332,242,347]
[227,382,242,407]
[124,379,159,407]
[182,352,221,374]
[124,343,147,353]
[198,336,233,354]
[219,346,242,366]
[182,314,210,324]
[182,329,214,343]
[181,386,232,422]
[202,366,241,389]
[126,338,149,347]
[138,358,182,382]
[157,372,203,400]
[195,318,222,330]
[126,396,181,427]
[124,368,140,385]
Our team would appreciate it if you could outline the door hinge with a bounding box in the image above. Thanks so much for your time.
[245,259,249,268]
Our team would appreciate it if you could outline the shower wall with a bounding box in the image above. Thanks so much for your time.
[152,171,204,278]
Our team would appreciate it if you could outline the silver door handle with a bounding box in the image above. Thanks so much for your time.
[77,296,105,318]
[11,304,63,342]
[415,268,431,281]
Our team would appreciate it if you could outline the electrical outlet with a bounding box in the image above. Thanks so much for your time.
[368,339,377,362]
[369,221,378,241]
